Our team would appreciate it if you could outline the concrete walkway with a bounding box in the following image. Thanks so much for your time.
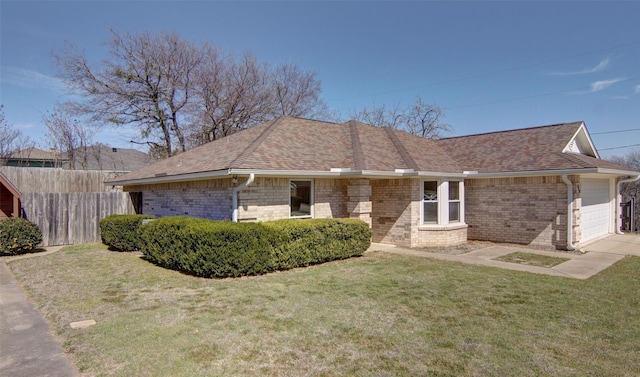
[0,247,78,377]
[368,233,640,280]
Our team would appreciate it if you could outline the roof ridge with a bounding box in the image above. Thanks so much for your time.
[438,121,584,141]
[349,120,367,170]
[230,117,283,168]
[384,127,419,170]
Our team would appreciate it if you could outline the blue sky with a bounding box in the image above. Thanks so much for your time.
[1,1,639,159]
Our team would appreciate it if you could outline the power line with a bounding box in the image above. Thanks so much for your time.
[445,77,640,110]
[599,144,640,151]
[329,40,640,101]
[592,128,640,135]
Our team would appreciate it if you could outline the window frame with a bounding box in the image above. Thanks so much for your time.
[421,179,464,225]
[289,179,313,219]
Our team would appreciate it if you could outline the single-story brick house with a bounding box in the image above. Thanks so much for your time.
[109,116,640,250]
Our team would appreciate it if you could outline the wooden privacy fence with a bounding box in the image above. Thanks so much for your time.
[22,192,136,246]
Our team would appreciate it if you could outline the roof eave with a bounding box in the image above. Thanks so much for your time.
[464,167,640,179]
[105,169,232,186]
[109,168,468,186]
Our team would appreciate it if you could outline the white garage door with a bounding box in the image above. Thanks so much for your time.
[581,178,612,243]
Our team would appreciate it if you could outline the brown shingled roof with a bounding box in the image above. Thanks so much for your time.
[435,122,592,173]
[110,116,460,183]
[110,117,638,185]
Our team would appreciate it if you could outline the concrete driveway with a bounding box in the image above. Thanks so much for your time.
[369,233,640,280]
[581,233,640,256]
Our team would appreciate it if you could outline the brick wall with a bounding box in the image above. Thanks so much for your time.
[126,177,351,223]
[416,225,468,247]
[126,179,235,220]
[315,179,348,219]
[371,178,417,247]
[465,175,577,249]
[236,177,290,221]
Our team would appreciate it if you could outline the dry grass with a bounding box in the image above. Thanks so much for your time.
[495,252,570,267]
[7,244,640,377]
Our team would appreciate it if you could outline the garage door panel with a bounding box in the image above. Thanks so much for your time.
[581,179,611,242]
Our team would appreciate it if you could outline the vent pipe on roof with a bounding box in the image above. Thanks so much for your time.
[232,174,255,222]
[616,174,640,234]
[561,174,579,252]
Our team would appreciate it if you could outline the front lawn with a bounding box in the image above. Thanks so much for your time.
[7,244,640,377]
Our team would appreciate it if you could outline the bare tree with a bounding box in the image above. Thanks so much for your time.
[271,63,327,118]
[352,96,452,139]
[610,149,640,231]
[0,105,34,165]
[352,102,405,129]
[56,30,203,157]
[56,29,331,155]
[0,105,20,160]
[42,106,94,170]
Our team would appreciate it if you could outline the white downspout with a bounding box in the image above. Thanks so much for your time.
[232,174,255,223]
[561,174,578,251]
[616,175,640,234]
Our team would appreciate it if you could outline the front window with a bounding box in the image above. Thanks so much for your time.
[422,180,463,225]
[290,180,312,218]
[423,181,438,223]
[449,181,460,222]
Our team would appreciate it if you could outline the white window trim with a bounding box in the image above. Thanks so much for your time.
[422,180,439,224]
[421,179,465,226]
[289,179,314,219]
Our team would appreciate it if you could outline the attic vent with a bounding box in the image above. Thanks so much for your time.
[112,147,118,152]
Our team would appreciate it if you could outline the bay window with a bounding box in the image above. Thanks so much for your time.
[422,180,463,225]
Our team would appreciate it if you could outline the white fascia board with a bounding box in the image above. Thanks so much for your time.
[465,168,598,179]
[106,169,232,186]
[466,168,640,179]
[595,168,640,177]
[232,169,464,179]
[112,168,471,186]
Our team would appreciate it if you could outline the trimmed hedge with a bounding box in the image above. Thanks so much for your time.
[140,217,280,278]
[138,217,372,278]
[265,219,372,270]
[100,214,156,251]
[0,217,43,255]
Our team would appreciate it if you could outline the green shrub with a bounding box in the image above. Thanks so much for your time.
[100,214,156,251]
[140,217,281,278]
[138,216,372,278]
[0,217,43,255]
[265,219,372,270]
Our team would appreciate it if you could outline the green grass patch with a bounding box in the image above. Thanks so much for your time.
[495,252,570,267]
[7,245,640,377]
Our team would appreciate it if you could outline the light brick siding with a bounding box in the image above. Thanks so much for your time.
[315,179,348,219]
[125,179,235,220]
[371,178,418,247]
[416,225,468,247]
[126,177,350,223]
[125,176,471,248]
[236,177,290,221]
[464,175,578,249]
[371,178,466,248]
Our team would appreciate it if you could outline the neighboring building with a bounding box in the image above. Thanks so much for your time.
[67,145,156,172]
[108,116,640,250]
[0,170,21,218]
[3,145,154,172]
[3,147,66,168]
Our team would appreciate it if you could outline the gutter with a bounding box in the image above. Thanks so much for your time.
[616,174,640,234]
[561,174,579,252]
[231,173,255,222]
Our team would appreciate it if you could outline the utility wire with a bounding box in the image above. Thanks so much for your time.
[445,77,640,110]
[592,129,640,135]
[599,144,640,151]
[329,40,640,101]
